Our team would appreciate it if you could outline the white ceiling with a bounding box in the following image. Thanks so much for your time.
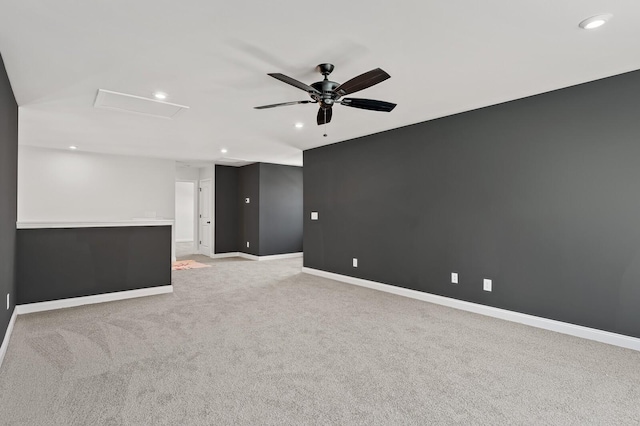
[1,1,639,166]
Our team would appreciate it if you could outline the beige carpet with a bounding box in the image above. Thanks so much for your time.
[1,256,639,425]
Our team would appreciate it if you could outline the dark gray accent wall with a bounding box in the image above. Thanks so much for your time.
[216,163,303,256]
[259,163,303,256]
[238,163,260,256]
[17,226,171,304]
[215,166,239,253]
[0,53,17,340]
[304,69,640,339]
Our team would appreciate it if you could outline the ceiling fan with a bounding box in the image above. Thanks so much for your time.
[255,63,396,126]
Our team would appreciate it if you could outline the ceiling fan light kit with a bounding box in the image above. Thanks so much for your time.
[255,63,396,126]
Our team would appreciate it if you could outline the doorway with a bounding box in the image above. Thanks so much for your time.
[175,180,197,258]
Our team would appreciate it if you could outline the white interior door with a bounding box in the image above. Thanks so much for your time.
[175,182,195,242]
[199,179,211,255]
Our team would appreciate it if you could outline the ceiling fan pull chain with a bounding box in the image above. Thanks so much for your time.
[323,110,328,137]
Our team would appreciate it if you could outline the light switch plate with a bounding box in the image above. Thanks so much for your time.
[246,241,250,248]
[353,258,358,268]
[311,212,319,220]
[483,279,492,292]
[6,293,9,310]
[451,272,458,284]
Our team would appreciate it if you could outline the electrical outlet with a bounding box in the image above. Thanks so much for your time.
[353,258,358,268]
[451,272,458,284]
[246,241,250,248]
[245,198,250,203]
[483,279,492,292]
[311,212,319,220]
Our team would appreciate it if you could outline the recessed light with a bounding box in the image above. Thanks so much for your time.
[221,148,228,154]
[69,146,78,150]
[153,92,167,100]
[579,14,612,30]
[295,122,304,129]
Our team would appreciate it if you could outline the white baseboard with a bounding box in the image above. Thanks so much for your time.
[301,267,640,352]
[238,253,260,260]
[0,308,18,370]
[213,252,303,261]
[239,252,303,261]
[16,285,173,315]
[212,252,241,259]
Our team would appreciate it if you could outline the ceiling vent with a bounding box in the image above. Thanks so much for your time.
[94,89,189,119]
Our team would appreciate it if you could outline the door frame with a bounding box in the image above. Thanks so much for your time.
[175,179,199,255]
[198,177,213,256]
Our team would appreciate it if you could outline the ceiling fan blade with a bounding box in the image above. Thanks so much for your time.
[254,100,314,110]
[334,68,390,96]
[340,98,396,112]
[317,107,332,125]
[268,73,321,95]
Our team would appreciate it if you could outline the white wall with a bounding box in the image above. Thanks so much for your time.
[176,166,200,181]
[175,182,195,241]
[18,146,176,222]
[199,166,213,180]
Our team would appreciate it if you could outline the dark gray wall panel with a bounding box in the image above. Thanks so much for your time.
[215,165,239,253]
[259,163,303,256]
[224,163,303,256]
[304,69,640,339]
[17,226,171,304]
[0,53,17,338]
[239,164,260,255]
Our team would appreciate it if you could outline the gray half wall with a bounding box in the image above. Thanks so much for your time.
[0,53,18,338]
[17,226,172,304]
[303,69,640,339]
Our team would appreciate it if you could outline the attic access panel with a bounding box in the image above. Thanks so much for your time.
[94,89,189,119]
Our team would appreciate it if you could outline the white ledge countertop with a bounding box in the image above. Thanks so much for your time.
[16,220,175,229]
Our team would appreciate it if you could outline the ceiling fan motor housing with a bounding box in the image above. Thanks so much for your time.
[311,80,340,109]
